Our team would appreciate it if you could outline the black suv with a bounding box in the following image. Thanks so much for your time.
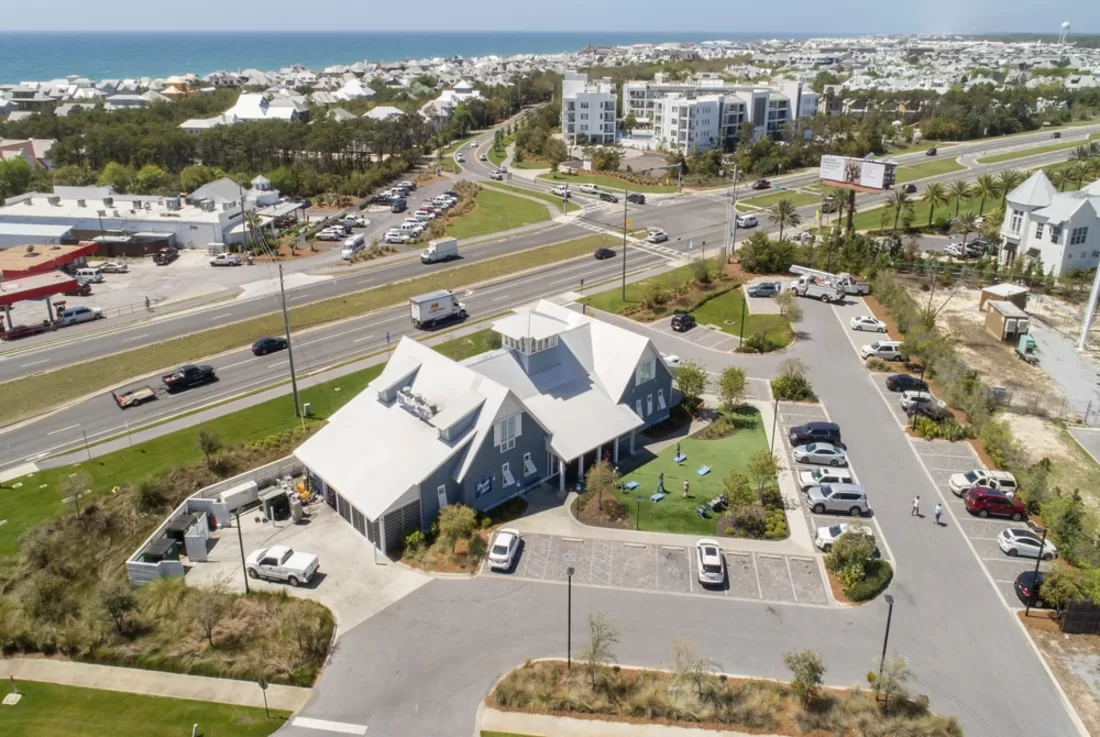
[626,193,646,205]
[670,313,696,332]
[600,192,619,203]
[788,421,841,446]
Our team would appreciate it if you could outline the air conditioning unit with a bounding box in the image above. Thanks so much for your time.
[76,199,86,207]
[47,195,61,206]
[103,196,114,207]
[164,196,181,211]
[201,200,216,212]
[23,197,33,206]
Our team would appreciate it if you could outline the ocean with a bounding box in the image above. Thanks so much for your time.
[0,31,815,85]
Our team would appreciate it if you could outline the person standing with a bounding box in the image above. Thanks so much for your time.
[934,503,943,526]
[657,473,665,494]
[682,479,690,498]
[911,496,921,517]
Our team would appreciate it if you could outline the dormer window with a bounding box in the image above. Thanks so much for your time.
[501,334,559,355]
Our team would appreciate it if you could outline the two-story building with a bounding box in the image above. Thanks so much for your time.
[1000,171,1100,276]
[561,72,617,146]
[294,300,675,554]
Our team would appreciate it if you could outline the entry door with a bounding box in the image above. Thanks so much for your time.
[437,484,449,510]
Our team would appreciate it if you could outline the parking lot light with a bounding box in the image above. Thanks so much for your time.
[567,566,575,670]
[235,509,250,595]
[876,594,895,706]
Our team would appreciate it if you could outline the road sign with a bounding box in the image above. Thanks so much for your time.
[625,219,631,228]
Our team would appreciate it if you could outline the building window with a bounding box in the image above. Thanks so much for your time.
[635,359,656,386]
[635,399,643,418]
[523,452,537,476]
[1071,227,1088,245]
[502,462,515,487]
[1035,223,1044,240]
[580,102,589,109]
[658,389,667,410]
[647,394,653,416]
[1051,225,1062,244]
[495,413,521,452]
[1009,210,1023,234]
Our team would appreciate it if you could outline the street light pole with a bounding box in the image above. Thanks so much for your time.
[635,494,642,530]
[621,190,628,301]
[567,566,575,669]
[769,393,779,453]
[235,509,250,594]
[877,594,895,707]
[1025,528,1048,616]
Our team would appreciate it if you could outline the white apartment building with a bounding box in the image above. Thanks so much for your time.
[561,72,617,146]
[622,73,818,151]
[652,94,725,155]
[1000,171,1100,276]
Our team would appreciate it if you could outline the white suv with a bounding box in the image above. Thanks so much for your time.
[949,469,1018,496]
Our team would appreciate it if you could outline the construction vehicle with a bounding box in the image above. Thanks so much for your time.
[790,265,870,296]
[790,275,844,303]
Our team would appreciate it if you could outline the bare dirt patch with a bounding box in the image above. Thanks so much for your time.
[1020,612,1100,735]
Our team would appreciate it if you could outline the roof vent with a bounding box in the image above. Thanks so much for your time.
[23,197,33,205]
[47,195,61,206]
[165,196,181,211]
[103,196,114,207]
[396,386,438,422]
[76,198,86,207]
[201,199,216,212]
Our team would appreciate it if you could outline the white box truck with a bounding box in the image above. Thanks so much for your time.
[421,237,459,264]
[410,290,468,329]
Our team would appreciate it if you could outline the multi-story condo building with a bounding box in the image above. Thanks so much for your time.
[623,73,818,153]
[1001,171,1100,276]
[561,72,617,146]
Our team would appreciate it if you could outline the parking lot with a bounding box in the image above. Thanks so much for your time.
[482,532,829,606]
[653,317,740,352]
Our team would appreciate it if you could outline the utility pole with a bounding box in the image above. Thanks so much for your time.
[278,262,302,418]
[621,190,628,301]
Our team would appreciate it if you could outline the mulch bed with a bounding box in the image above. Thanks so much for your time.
[574,491,633,529]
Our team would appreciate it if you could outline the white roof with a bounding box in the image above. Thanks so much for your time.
[492,310,571,341]
[1006,170,1056,209]
[364,105,404,120]
[1032,193,1097,225]
[983,283,1028,297]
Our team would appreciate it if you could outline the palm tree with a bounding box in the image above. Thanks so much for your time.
[768,198,802,242]
[947,180,972,217]
[953,211,979,247]
[1086,156,1100,182]
[972,174,1000,216]
[1069,144,1094,162]
[829,186,849,223]
[996,169,1024,206]
[1051,168,1073,192]
[921,182,949,227]
[889,189,913,232]
[1069,162,1089,190]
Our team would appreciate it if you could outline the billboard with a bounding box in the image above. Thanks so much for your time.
[819,155,893,192]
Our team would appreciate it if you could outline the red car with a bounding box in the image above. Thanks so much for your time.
[964,488,1026,521]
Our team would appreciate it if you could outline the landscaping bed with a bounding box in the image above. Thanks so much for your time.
[400,498,529,573]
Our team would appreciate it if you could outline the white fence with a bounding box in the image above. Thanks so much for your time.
[126,456,304,585]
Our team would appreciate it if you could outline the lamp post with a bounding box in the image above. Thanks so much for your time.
[876,594,895,706]
[635,494,642,530]
[1025,527,1048,616]
[566,566,575,670]
[235,509,250,594]
[769,393,780,453]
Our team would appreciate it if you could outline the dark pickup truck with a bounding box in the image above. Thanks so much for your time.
[162,364,216,392]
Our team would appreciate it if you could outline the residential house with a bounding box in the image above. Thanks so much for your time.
[364,105,405,121]
[420,80,483,128]
[295,300,675,554]
[0,139,55,169]
[1000,170,1100,275]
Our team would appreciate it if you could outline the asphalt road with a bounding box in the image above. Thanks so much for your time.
[273,297,1081,737]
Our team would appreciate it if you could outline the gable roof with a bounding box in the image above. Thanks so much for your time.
[1006,170,1056,209]
[187,177,242,204]
[1031,193,1094,224]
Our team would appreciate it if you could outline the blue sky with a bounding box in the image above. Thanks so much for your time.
[3,0,1098,33]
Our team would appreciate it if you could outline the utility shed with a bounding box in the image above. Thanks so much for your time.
[979,283,1029,312]
[985,300,1030,342]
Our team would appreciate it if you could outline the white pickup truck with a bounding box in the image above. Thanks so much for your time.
[245,545,320,586]
[210,253,242,267]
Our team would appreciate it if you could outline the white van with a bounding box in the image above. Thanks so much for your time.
[735,214,758,228]
[341,234,366,260]
[860,340,906,361]
[75,267,103,283]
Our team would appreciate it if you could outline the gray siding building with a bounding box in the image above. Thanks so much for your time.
[296,300,675,554]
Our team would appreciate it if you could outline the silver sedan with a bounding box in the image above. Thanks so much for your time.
[792,442,848,467]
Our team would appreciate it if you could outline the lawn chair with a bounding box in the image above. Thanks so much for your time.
[696,505,710,519]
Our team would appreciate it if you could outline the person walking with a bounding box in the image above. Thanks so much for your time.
[657,473,665,494]
[934,503,943,526]
[911,496,921,517]
[682,479,690,498]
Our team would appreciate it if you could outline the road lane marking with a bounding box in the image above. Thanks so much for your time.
[288,294,309,301]
[122,333,149,343]
[20,359,49,368]
[209,313,232,321]
[290,717,368,735]
[219,357,261,370]
[491,294,510,301]
[46,424,80,436]
[353,335,376,343]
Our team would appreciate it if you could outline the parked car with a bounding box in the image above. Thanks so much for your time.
[647,230,669,244]
[600,192,619,203]
[1013,570,1049,608]
[695,539,726,586]
[885,374,928,393]
[850,315,887,332]
[943,242,966,258]
[806,483,869,516]
[98,261,129,273]
[860,340,906,361]
[245,545,319,587]
[64,282,93,297]
[488,528,521,571]
[814,523,874,553]
[735,214,757,228]
[58,306,103,326]
[798,467,854,492]
[626,193,646,205]
[1,322,56,341]
[252,337,288,355]
[660,353,681,366]
[384,231,411,244]
[594,247,616,260]
[926,147,938,156]
[789,421,841,446]
[950,469,1018,496]
[670,312,696,332]
[900,390,941,411]
[998,528,1057,560]
[747,281,781,298]
[907,402,953,422]
[752,179,771,190]
[316,229,343,241]
[792,442,848,467]
[964,488,1026,521]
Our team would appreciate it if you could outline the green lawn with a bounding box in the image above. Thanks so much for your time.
[483,182,581,212]
[488,135,512,167]
[446,188,550,239]
[976,133,1100,165]
[3,680,287,737]
[619,408,767,535]
[512,160,550,170]
[434,329,499,361]
[894,158,967,183]
[539,171,678,194]
[888,141,953,155]
[691,288,793,346]
[738,189,821,210]
[850,196,992,232]
[579,263,696,315]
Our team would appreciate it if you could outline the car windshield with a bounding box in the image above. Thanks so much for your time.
[964,471,981,482]
[491,544,509,556]
[828,525,843,537]
[702,563,722,574]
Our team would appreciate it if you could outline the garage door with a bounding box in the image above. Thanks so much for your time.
[383,500,422,552]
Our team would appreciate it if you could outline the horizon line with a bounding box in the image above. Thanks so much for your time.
[1,29,1096,35]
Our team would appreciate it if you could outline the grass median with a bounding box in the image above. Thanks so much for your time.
[483,181,581,212]
[446,188,551,239]
[0,233,619,426]
[894,158,967,183]
[976,134,1100,164]
[538,171,678,193]
[738,188,821,210]
[3,680,289,737]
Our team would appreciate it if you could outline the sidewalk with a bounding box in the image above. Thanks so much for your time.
[1,658,311,712]
[480,706,773,737]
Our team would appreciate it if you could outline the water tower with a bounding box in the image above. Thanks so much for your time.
[1058,21,1071,45]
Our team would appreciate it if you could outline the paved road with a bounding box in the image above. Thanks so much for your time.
[275,295,1082,737]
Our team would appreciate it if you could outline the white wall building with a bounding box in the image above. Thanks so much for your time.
[652,94,724,155]
[1000,171,1100,276]
[561,72,617,146]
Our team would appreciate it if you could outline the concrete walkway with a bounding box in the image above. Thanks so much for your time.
[1,658,311,712]
[480,706,777,737]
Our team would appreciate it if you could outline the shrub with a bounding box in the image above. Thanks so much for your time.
[865,357,890,372]
[846,559,894,602]
[980,418,1025,470]
[764,509,788,539]
[725,527,735,536]
[438,504,478,546]
[771,374,817,401]
[912,415,974,441]
[783,649,826,706]
[404,529,426,552]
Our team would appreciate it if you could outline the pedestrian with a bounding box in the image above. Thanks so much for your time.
[144,296,150,310]
[934,503,943,526]
[911,496,921,517]
[676,441,681,457]
[657,473,665,493]
[682,479,690,498]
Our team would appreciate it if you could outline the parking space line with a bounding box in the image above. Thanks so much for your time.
[751,553,763,598]
[785,556,798,603]
[688,547,694,594]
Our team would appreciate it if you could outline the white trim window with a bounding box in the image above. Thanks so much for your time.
[1070,227,1088,246]
[1050,225,1062,244]
[635,358,656,386]
[647,394,653,417]
[658,389,667,410]
[1009,209,1023,234]
[523,452,537,477]
[494,413,521,452]
[1035,222,1044,240]
[502,462,515,487]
